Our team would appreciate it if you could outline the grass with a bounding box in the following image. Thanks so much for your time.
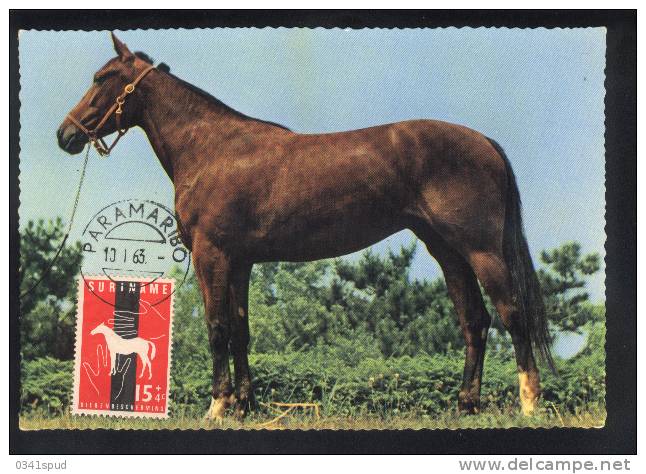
[19,404,606,431]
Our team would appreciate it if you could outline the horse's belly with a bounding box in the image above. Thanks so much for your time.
[245,208,403,262]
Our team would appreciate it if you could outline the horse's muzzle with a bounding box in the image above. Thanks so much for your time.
[57,122,87,155]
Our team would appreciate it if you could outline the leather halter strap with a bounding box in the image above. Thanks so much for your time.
[67,64,156,156]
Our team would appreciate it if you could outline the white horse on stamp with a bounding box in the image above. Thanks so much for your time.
[90,322,156,379]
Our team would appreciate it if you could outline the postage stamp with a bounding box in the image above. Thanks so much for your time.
[16,23,614,435]
[72,276,175,418]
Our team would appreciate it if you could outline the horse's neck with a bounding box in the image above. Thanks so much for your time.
[100,327,117,342]
[136,71,253,186]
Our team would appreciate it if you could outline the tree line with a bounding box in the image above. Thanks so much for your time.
[20,217,602,362]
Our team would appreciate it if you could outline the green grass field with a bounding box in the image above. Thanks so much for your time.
[20,404,605,431]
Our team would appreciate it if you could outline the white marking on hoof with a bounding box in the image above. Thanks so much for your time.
[518,371,540,416]
[204,394,236,421]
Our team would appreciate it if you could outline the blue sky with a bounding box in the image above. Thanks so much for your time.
[19,28,606,303]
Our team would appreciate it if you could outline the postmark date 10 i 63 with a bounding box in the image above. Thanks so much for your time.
[80,199,189,281]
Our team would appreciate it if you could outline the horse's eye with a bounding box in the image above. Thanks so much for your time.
[93,71,116,85]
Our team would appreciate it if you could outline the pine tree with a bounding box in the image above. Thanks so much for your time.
[538,242,602,332]
[19,218,82,360]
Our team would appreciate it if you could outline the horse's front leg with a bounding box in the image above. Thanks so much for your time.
[193,236,235,421]
[229,263,254,418]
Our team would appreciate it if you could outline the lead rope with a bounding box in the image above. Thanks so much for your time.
[20,144,91,299]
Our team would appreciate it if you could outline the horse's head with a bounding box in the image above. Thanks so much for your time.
[90,322,106,335]
[57,33,154,155]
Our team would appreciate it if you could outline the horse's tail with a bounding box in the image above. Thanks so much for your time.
[487,138,556,373]
[147,340,156,360]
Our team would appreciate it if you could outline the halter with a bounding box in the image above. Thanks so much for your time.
[66,64,156,156]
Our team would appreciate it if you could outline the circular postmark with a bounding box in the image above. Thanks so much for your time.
[79,199,190,306]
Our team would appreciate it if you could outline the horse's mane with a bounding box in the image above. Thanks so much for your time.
[134,51,291,131]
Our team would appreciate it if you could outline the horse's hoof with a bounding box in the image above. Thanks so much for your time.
[458,394,481,415]
[518,371,540,416]
[204,394,236,421]
[458,403,480,415]
[233,407,247,420]
[520,397,539,416]
[233,395,255,420]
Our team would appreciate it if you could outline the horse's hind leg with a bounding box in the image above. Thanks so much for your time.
[139,353,151,379]
[193,233,235,420]
[468,250,540,415]
[413,225,491,414]
[228,263,254,418]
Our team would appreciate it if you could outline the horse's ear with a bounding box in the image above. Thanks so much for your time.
[111,32,134,61]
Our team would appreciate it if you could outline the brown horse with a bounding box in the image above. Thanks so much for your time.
[58,33,553,419]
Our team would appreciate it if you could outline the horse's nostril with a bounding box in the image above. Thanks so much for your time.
[57,124,86,155]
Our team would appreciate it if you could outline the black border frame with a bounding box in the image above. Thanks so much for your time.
[9,10,637,454]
